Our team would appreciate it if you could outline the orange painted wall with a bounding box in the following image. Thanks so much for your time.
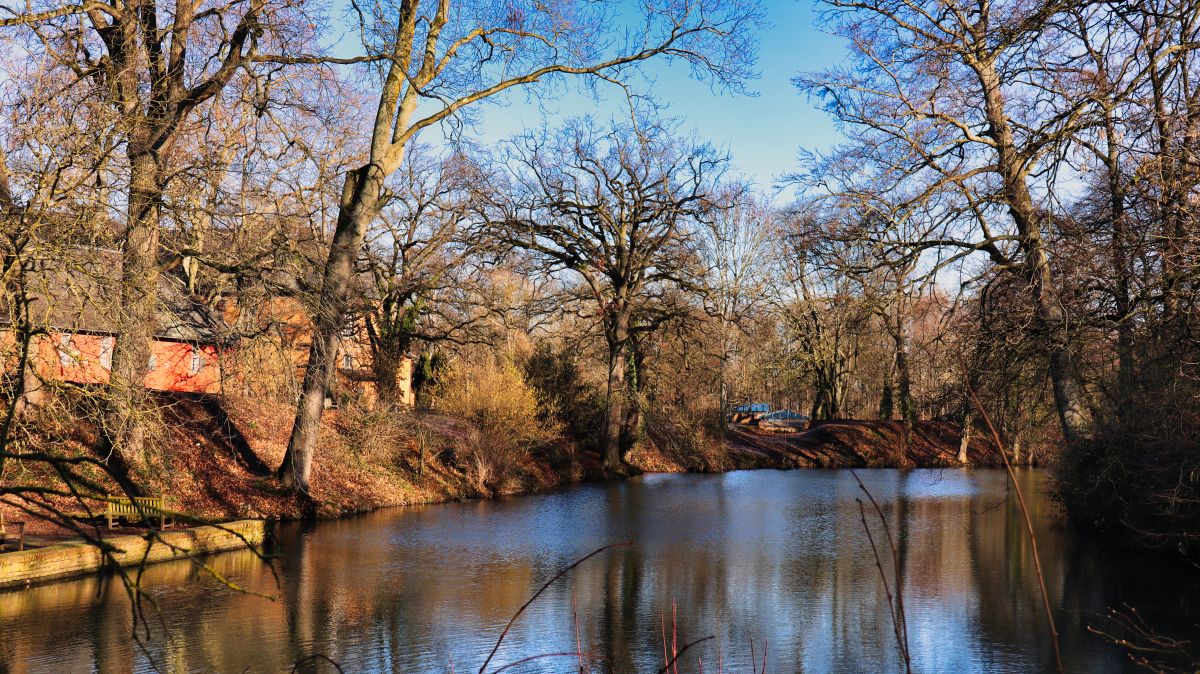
[142,341,222,393]
[3,331,222,394]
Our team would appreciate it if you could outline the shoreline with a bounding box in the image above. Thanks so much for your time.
[0,417,1025,588]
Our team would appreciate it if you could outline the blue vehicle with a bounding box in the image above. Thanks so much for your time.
[733,403,771,415]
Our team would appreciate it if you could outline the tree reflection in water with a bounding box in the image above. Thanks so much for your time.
[1,470,1197,673]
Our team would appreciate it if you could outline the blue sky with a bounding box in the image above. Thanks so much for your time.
[413,1,850,197]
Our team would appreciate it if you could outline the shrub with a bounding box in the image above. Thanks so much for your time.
[335,401,412,469]
[430,355,557,492]
[642,400,729,472]
[1057,348,1200,554]
[523,343,606,452]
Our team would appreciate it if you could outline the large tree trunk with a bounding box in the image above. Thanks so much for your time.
[278,166,384,492]
[373,348,404,403]
[365,307,416,407]
[602,313,630,473]
[717,323,734,425]
[1103,110,1136,401]
[895,340,914,422]
[977,59,1093,444]
[620,336,649,457]
[1037,286,1092,443]
[879,358,894,419]
[101,149,162,469]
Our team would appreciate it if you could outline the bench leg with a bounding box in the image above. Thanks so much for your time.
[15,525,22,552]
[106,512,114,529]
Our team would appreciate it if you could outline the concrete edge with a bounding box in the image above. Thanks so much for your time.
[0,519,269,590]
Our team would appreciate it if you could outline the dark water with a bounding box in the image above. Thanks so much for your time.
[2,469,1198,673]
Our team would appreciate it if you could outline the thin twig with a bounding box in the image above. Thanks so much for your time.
[573,586,585,674]
[657,636,715,674]
[966,384,1064,674]
[851,470,912,673]
[672,600,679,674]
[478,542,631,674]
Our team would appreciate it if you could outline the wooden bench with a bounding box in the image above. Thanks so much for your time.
[105,497,174,530]
[0,512,25,552]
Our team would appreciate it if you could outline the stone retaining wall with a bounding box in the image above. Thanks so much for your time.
[0,519,268,589]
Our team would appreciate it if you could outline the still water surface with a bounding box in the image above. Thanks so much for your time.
[2,469,1198,673]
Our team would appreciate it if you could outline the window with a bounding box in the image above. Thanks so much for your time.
[57,334,76,367]
[342,354,352,369]
[190,348,202,374]
[99,337,114,369]
[147,354,157,371]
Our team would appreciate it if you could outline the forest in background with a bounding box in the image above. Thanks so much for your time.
[0,0,1195,559]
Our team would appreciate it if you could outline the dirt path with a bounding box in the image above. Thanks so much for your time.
[726,419,1015,469]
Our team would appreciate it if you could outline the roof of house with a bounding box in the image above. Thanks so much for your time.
[3,246,223,342]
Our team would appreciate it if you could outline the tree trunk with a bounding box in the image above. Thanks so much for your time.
[101,149,162,469]
[958,410,971,465]
[620,337,650,457]
[976,58,1092,444]
[718,324,734,425]
[18,336,43,414]
[1037,274,1093,444]
[879,357,894,420]
[278,166,384,492]
[602,314,630,473]
[1103,109,1136,401]
[718,363,729,423]
[372,347,404,403]
[895,344,914,422]
[603,345,627,472]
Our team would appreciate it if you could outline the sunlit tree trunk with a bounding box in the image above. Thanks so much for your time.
[958,410,971,465]
[976,58,1093,443]
[280,166,386,491]
[603,311,631,472]
[102,149,162,467]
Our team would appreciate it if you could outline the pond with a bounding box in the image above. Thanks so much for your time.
[2,469,1197,673]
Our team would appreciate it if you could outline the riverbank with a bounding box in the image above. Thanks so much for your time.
[1,393,1019,548]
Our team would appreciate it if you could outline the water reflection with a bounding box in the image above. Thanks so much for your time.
[2,469,1197,673]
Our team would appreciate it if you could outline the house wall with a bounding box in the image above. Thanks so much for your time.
[143,341,221,394]
[2,331,221,394]
[223,295,416,408]
[395,356,415,407]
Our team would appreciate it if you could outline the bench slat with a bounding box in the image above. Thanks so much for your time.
[104,496,173,530]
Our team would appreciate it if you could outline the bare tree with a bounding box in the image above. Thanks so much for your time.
[489,119,722,472]
[697,186,771,423]
[771,205,871,420]
[1,0,321,468]
[796,0,1103,442]
[361,145,491,403]
[278,0,765,490]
